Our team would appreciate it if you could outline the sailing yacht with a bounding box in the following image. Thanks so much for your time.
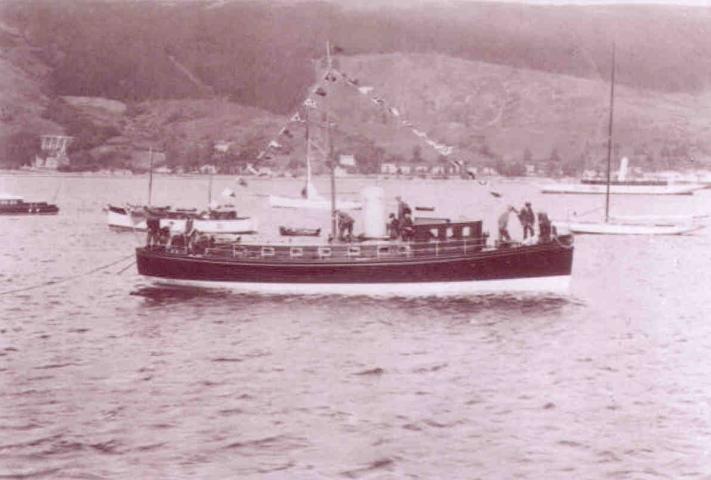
[268,108,361,210]
[553,44,703,236]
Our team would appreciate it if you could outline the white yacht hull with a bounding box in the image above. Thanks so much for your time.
[553,220,702,235]
[152,274,572,297]
[107,208,258,234]
[268,194,362,210]
[541,183,703,195]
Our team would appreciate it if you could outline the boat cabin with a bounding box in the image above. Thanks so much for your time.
[0,194,23,206]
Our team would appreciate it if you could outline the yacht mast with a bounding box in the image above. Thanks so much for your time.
[147,146,154,207]
[326,40,337,239]
[604,42,616,223]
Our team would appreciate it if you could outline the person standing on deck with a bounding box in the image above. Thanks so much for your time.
[336,210,354,242]
[498,206,518,243]
[387,213,400,240]
[518,202,535,239]
[400,211,415,241]
[396,196,411,223]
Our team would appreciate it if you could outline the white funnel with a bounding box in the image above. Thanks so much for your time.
[361,186,386,238]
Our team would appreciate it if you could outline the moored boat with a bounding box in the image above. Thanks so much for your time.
[0,194,59,215]
[136,221,575,296]
[553,220,701,236]
[135,42,575,297]
[107,204,258,234]
[541,182,701,195]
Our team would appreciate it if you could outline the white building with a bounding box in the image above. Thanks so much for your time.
[35,135,73,169]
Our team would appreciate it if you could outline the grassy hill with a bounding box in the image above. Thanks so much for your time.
[2,0,711,173]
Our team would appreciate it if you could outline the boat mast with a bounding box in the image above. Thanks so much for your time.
[326,40,337,240]
[148,146,154,207]
[604,42,616,223]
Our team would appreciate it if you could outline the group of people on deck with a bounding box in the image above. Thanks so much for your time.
[146,215,216,253]
[498,202,554,244]
[387,196,415,241]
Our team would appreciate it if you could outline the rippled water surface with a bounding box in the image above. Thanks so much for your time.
[1,174,711,479]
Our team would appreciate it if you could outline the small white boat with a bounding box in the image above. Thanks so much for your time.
[267,106,362,211]
[269,189,362,210]
[609,213,709,224]
[553,220,703,236]
[107,205,258,234]
[541,182,702,195]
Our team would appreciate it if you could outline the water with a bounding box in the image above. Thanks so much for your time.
[1,173,711,479]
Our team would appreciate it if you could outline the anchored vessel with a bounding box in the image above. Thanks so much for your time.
[135,42,575,296]
[136,221,575,296]
[107,204,257,234]
[0,194,59,215]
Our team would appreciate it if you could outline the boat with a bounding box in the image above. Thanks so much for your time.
[135,42,575,296]
[107,150,257,234]
[0,193,59,215]
[541,180,701,196]
[553,219,701,236]
[107,204,258,234]
[279,226,321,237]
[552,44,704,236]
[268,102,361,211]
[542,151,703,195]
[137,219,575,296]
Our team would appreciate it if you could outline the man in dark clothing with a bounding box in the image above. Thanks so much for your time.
[336,210,354,241]
[396,196,411,222]
[538,212,552,242]
[146,216,161,247]
[519,202,535,239]
[400,211,415,241]
[387,213,400,239]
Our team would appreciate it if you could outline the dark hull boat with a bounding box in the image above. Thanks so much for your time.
[0,194,59,215]
[135,43,575,297]
[136,221,575,296]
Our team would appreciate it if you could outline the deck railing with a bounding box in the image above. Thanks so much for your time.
[181,238,493,261]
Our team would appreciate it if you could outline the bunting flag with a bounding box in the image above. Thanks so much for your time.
[255,62,459,171]
[331,67,459,162]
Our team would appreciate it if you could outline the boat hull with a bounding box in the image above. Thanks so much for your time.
[136,239,574,296]
[151,275,571,296]
[0,203,59,215]
[269,195,362,210]
[554,220,702,235]
[541,183,702,195]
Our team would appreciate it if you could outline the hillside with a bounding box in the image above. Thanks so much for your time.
[3,0,711,113]
[2,1,711,173]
